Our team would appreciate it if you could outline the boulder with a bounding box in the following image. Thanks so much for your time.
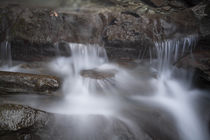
[0,71,60,94]
[0,5,106,61]
[0,1,201,61]
[0,104,52,131]
[103,8,199,59]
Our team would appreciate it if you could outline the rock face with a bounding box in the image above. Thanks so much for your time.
[103,9,199,59]
[176,51,210,86]
[0,104,52,131]
[0,71,60,94]
[0,0,202,61]
[0,5,105,61]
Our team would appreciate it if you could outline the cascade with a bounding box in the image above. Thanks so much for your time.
[0,41,12,67]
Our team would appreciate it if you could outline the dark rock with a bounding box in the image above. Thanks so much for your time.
[0,5,106,61]
[169,1,187,8]
[10,40,71,62]
[194,3,210,50]
[103,9,199,59]
[80,68,117,79]
[184,0,203,6]
[162,6,172,11]
[113,59,138,69]
[0,71,60,94]
[0,104,52,131]
[150,0,168,7]
[176,51,210,84]
[0,1,201,62]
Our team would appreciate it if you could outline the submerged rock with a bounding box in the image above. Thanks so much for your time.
[0,71,60,94]
[80,68,117,79]
[0,104,52,131]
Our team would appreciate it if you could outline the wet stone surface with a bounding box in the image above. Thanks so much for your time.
[0,71,60,94]
[0,104,52,131]
[80,68,117,79]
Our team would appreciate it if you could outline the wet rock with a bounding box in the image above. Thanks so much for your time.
[0,71,60,94]
[10,40,71,62]
[176,51,210,83]
[169,1,187,8]
[194,3,210,50]
[184,0,203,6]
[0,5,106,61]
[150,0,168,7]
[0,104,52,131]
[162,6,171,11]
[103,9,199,59]
[113,59,138,69]
[80,68,117,79]
[0,1,201,62]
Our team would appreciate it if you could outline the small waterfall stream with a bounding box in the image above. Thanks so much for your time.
[0,41,12,68]
[46,34,209,140]
[0,35,209,140]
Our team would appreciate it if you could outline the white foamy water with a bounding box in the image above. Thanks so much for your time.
[0,41,12,68]
[0,36,209,140]
[133,34,209,140]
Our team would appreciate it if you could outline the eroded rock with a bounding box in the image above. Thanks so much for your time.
[0,104,52,131]
[80,68,117,79]
[0,71,60,94]
[103,8,199,59]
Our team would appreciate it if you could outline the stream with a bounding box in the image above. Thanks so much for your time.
[0,34,210,140]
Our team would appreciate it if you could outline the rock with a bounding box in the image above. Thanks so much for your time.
[0,71,60,94]
[103,9,199,59]
[194,3,210,50]
[0,1,201,62]
[162,6,171,11]
[113,59,137,69]
[169,1,187,8]
[150,0,168,7]
[0,104,179,140]
[176,51,210,83]
[0,5,106,61]
[184,0,203,6]
[80,68,117,79]
[10,40,71,62]
[0,104,52,131]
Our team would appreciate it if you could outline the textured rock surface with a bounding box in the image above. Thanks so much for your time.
[0,5,106,61]
[0,0,202,61]
[176,51,210,82]
[0,71,60,94]
[80,68,117,79]
[0,104,52,131]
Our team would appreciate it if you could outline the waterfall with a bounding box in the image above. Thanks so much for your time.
[1,36,208,140]
[46,38,210,140]
[0,41,12,67]
[153,34,198,73]
[134,34,209,140]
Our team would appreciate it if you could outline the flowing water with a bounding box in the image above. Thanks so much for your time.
[0,35,210,140]
[0,41,12,68]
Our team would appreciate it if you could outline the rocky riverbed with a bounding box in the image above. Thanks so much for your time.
[0,0,210,140]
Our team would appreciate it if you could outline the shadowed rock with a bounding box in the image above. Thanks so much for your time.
[175,51,210,89]
[0,71,60,94]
